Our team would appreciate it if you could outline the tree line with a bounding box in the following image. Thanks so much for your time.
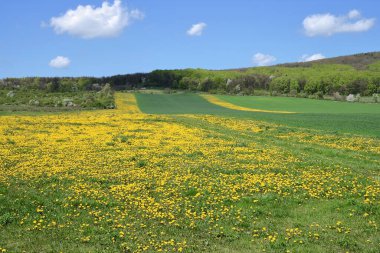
[1,62,380,96]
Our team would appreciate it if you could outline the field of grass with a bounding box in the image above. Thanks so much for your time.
[215,95,380,114]
[210,95,380,137]
[137,93,380,137]
[135,93,235,114]
[0,92,379,253]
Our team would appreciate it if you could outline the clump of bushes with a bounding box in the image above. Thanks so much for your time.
[333,92,343,101]
[373,94,379,103]
[0,83,115,110]
[346,94,361,102]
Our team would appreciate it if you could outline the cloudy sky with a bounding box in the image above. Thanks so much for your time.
[0,0,379,77]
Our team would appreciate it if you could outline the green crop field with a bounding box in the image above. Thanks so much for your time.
[215,95,380,114]
[136,93,380,137]
[135,93,234,114]
[1,92,379,253]
[214,95,380,137]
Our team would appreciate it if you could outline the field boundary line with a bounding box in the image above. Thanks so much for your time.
[115,92,142,114]
[200,94,296,114]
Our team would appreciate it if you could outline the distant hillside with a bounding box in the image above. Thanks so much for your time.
[227,52,380,72]
[278,51,380,70]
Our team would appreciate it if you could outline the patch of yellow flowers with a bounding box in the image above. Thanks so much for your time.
[0,93,379,252]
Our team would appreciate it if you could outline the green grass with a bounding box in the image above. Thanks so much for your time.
[215,95,380,114]
[136,93,380,137]
[136,93,235,114]
[238,112,380,137]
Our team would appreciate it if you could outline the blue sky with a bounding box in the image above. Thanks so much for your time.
[0,0,379,78]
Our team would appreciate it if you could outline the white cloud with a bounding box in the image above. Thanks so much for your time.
[348,10,361,19]
[187,22,207,36]
[303,9,375,37]
[49,56,71,68]
[300,53,326,62]
[50,0,144,39]
[252,53,276,66]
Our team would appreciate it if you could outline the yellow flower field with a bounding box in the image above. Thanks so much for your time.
[0,93,379,252]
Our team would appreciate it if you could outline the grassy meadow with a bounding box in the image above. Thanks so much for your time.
[0,92,379,253]
[214,95,380,114]
[137,92,380,136]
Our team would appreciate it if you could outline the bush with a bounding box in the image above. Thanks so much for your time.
[346,94,355,102]
[304,79,320,94]
[270,77,291,94]
[290,79,300,92]
[253,89,270,96]
[271,91,279,96]
[296,92,308,98]
[315,91,324,99]
[372,93,379,103]
[163,88,173,94]
[289,89,297,97]
[333,92,343,101]
[215,89,228,95]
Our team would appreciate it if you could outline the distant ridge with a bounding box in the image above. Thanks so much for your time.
[279,51,380,70]
[227,51,380,72]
